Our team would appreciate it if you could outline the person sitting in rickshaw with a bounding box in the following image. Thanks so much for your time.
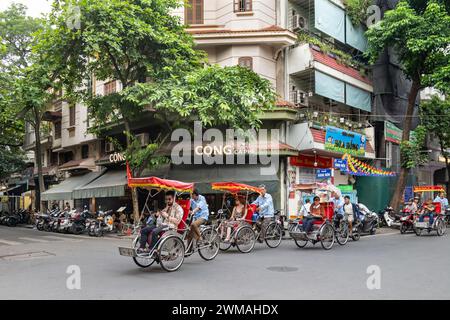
[223,197,246,243]
[418,199,436,227]
[186,190,209,252]
[302,196,326,234]
[137,191,184,254]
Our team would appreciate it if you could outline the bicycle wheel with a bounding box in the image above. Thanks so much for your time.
[235,226,256,253]
[264,222,282,248]
[437,219,446,236]
[319,223,335,250]
[336,221,349,245]
[158,236,185,272]
[132,236,156,268]
[198,227,220,261]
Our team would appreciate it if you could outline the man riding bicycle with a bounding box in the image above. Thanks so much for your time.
[252,184,274,242]
[186,189,209,253]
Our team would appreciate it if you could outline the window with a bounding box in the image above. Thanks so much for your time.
[81,145,89,159]
[238,57,253,70]
[234,0,252,12]
[185,0,203,25]
[54,121,62,139]
[69,104,76,127]
[103,80,117,95]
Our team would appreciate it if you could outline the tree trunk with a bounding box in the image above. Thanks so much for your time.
[123,118,140,223]
[389,80,421,211]
[33,107,46,212]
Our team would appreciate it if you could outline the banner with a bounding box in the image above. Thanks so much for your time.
[343,154,396,177]
[290,154,332,169]
[325,126,366,156]
[385,121,402,144]
[316,169,332,179]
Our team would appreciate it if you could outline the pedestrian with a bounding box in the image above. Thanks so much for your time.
[252,184,274,242]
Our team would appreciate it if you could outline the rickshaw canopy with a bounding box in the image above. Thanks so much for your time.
[413,185,445,193]
[126,163,194,192]
[211,182,262,194]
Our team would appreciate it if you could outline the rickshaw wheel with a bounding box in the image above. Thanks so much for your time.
[264,222,282,248]
[294,238,308,248]
[219,241,232,251]
[319,223,335,250]
[198,227,220,261]
[414,226,422,236]
[132,236,155,268]
[158,236,185,272]
[336,222,349,245]
[437,219,445,236]
[235,226,256,253]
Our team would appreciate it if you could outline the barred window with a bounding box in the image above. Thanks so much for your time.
[185,0,204,25]
[103,80,117,95]
[234,0,252,12]
[238,57,253,70]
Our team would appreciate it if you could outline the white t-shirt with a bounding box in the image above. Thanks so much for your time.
[344,203,354,216]
[300,203,311,216]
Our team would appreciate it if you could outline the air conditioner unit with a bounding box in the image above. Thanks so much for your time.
[135,133,149,147]
[292,14,308,31]
[292,90,309,107]
[105,141,114,153]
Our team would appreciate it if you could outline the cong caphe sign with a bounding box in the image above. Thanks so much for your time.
[384,121,402,144]
[324,126,366,157]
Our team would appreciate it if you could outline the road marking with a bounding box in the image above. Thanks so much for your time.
[0,239,23,246]
[18,237,50,243]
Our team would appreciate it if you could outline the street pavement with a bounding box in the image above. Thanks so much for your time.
[0,225,449,300]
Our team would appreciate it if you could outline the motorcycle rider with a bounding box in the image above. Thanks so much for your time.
[405,197,419,214]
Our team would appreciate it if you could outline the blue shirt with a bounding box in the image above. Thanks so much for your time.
[433,196,448,212]
[252,193,274,218]
[331,197,345,216]
[191,194,209,221]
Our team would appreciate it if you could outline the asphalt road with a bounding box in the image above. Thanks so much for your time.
[0,225,449,300]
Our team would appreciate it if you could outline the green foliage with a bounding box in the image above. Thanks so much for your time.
[343,0,372,25]
[400,125,428,169]
[365,0,450,86]
[420,95,450,158]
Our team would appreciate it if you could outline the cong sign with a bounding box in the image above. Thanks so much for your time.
[325,126,366,157]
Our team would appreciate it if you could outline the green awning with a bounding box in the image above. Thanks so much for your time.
[41,171,104,201]
[73,170,127,199]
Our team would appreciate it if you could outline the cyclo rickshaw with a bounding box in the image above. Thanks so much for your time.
[211,182,283,253]
[288,183,350,250]
[412,185,447,237]
[118,165,220,272]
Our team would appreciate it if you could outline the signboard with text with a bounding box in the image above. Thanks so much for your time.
[316,169,332,179]
[385,121,402,144]
[290,154,332,169]
[333,158,348,172]
[325,126,366,156]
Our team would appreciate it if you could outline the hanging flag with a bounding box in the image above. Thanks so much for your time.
[342,154,396,177]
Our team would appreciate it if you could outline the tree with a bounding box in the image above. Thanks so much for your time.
[366,0,450,210]
[420,95,450,196]
[45,0,276,221]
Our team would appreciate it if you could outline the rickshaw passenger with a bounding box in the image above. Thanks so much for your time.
[303,196,325,233]
[187,190,209,250]
[224,197,246,242]
[433,192,448,214]
[137,191,183,253]
[252,185,274,242]
[418,199,435,226]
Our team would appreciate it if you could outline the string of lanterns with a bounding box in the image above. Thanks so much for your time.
[342,154,396,177]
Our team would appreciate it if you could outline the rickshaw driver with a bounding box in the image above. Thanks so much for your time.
[137,191,184,254]
[433,192,448,214]
[187,190,210,252]
[252,185,274,242]
[331,191,344,227]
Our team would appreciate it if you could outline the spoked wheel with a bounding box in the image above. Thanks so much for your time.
[336,222,349,245]
[294,238,308,248]
[437,220,446,236]
[198,228,220,261]
[132,236,156,268]
[414,226,422,236]
[218,227,232,251]
[235,226,256,253]
[319,223,335,250]
[264,222,283,248]
[158,236,185,272]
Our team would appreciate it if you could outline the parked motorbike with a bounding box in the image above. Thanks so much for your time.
[0,211,11,225]
[378,207,399,227]
[57,210,76,233]
[89,210,114,237]
[70,208,94,235]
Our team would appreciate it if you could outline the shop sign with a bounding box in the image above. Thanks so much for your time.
[316,169,332,179]
[338,185,353,192]
[109,152,126,163]
[325,126,366,157]
[290,154,332,169]
[333,158,348,172]
[194,144,250,156]
[385,121,402,144]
